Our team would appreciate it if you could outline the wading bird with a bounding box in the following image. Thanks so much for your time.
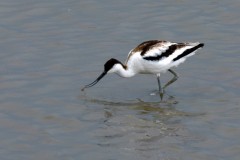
[82,40,204,100]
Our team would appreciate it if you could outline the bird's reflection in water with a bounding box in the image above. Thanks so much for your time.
[80,93,205,147]
[80,92,204,119]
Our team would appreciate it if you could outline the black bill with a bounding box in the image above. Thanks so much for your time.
[81,71,107,91]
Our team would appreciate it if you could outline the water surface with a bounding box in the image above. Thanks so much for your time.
[0,0,240,159]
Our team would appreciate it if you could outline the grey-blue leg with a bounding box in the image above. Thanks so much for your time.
[157,74,164,100]
[163,69,178,90]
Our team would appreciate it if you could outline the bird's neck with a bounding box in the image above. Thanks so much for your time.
[114,64,135,78]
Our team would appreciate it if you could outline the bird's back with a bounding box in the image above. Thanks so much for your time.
[125,40,204,74]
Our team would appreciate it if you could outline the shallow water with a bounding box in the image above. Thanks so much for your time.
[0,0,240,159]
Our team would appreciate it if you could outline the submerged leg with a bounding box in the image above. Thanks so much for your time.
[157,74,164,100]
[163,69,179,90]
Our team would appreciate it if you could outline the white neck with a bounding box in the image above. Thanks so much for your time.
[109,64,135,78]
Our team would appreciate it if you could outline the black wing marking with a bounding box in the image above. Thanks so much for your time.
[143,44,178,61]
[173,43,204,61]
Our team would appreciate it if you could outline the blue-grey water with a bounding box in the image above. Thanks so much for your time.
[0,0,240,160]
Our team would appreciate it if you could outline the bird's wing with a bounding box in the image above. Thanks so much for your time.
[125,40,172,63]
[141,41,204,61]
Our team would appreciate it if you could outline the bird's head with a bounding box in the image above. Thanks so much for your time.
[81,58,122,91]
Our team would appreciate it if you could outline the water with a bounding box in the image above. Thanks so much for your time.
[0,0,240,159]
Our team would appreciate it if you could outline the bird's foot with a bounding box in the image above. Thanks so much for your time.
[150,90,165,100]
[160,92,164,100]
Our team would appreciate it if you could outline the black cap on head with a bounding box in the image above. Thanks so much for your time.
[104,58,121,72]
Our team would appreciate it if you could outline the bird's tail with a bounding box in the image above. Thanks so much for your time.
[173,43,204,61]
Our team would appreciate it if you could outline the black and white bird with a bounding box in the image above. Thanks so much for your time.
[82,40,204,99]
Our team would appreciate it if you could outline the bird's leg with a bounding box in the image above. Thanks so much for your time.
[163,69,178,90]
[157,74,164,100]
